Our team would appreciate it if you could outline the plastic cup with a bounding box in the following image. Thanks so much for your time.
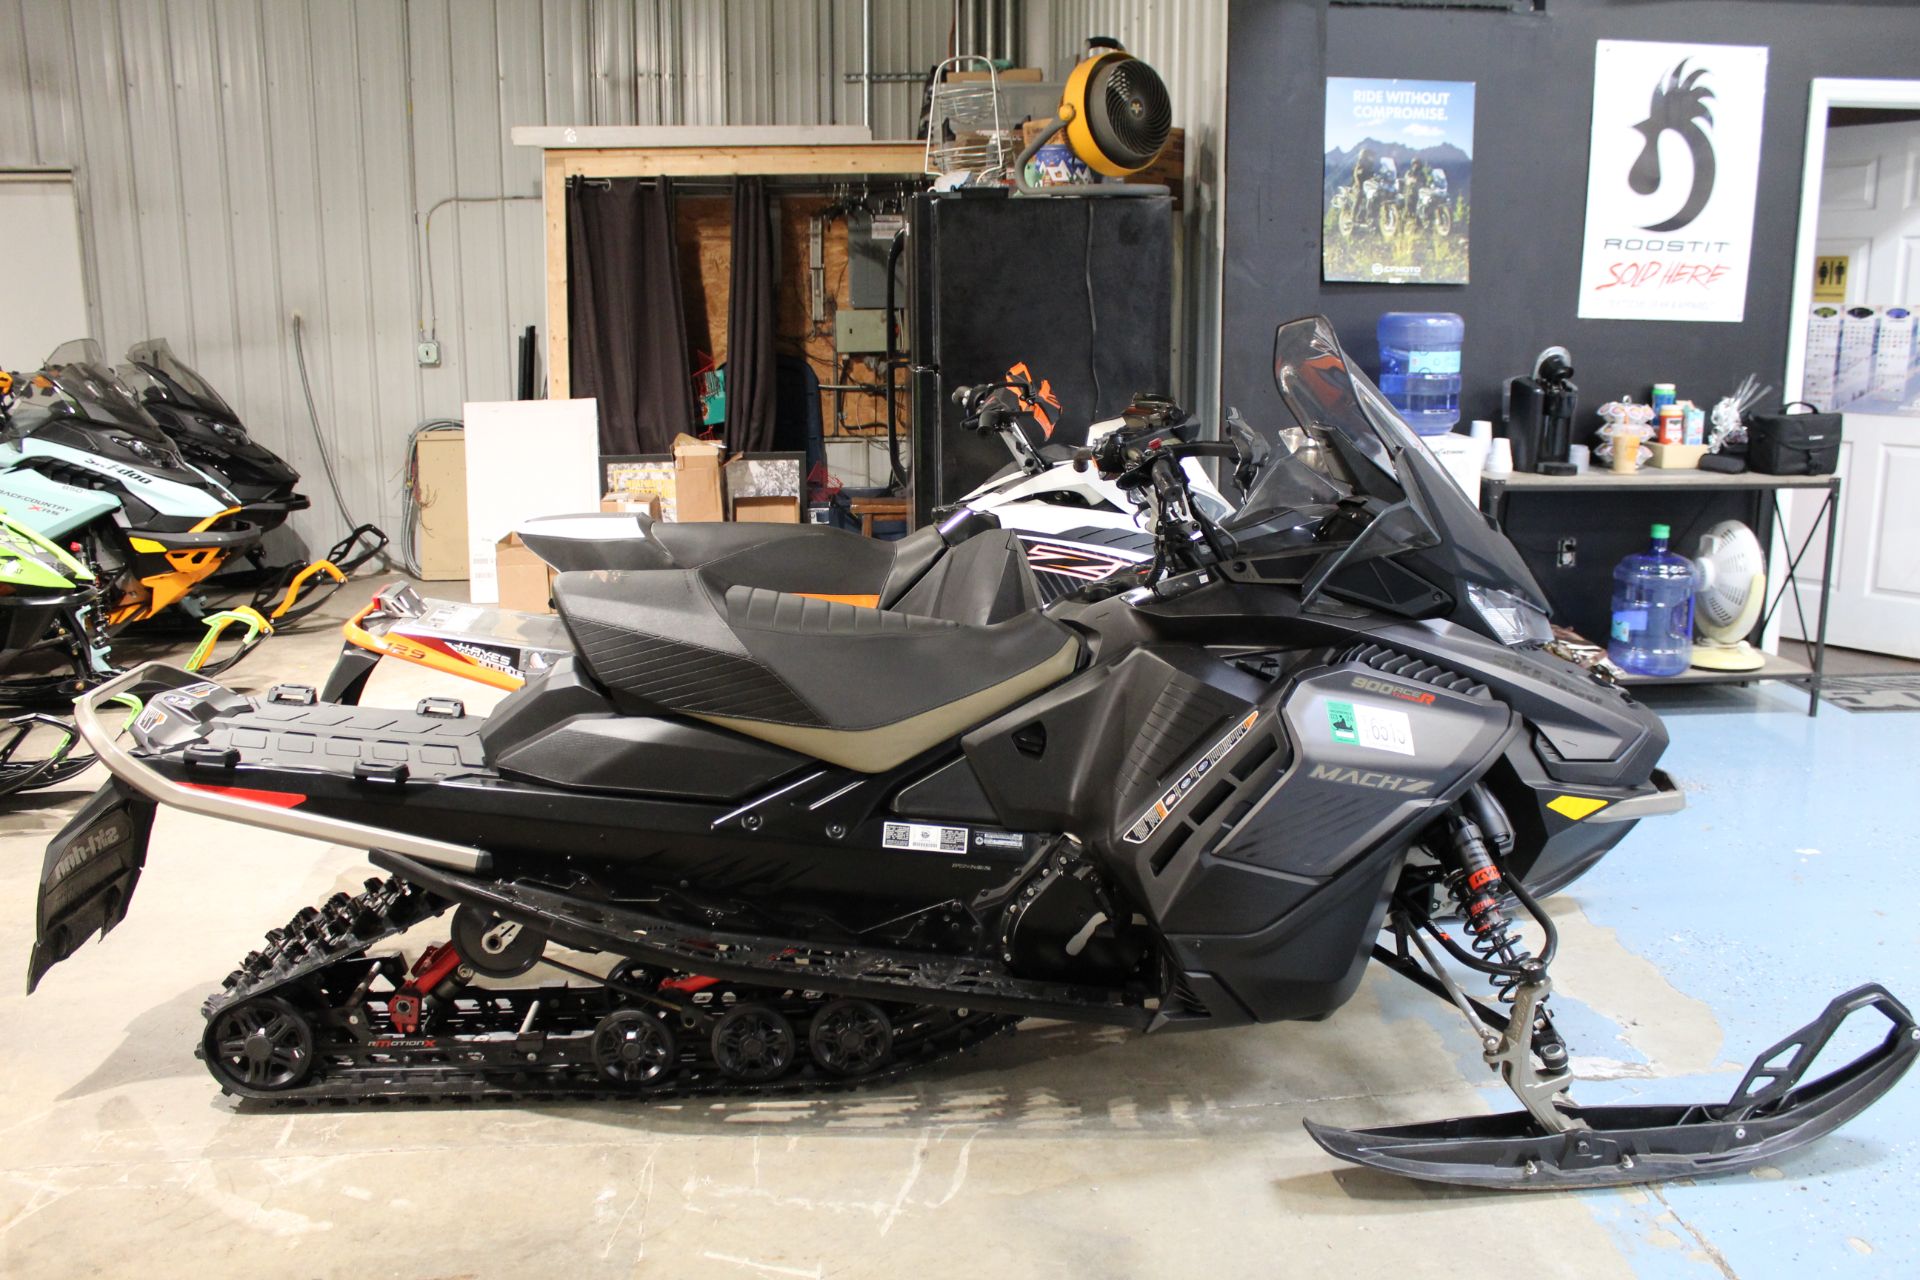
[1485,437,1514,476]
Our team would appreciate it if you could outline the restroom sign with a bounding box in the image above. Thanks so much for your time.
[1576,40,1769,323]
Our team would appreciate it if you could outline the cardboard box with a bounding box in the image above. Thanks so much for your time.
[733,496,801,523]
[413,430,468,581]
[947,67,1043,83]
[494,533,556,614]
[672,434,726,523]
[725,453,803,524]
[1648,442,1707,470]
[600,492,662,518]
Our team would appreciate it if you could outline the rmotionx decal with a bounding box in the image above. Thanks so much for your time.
[1123,708,1261,844]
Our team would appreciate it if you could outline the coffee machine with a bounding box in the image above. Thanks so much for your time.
[1504,346,1578,475]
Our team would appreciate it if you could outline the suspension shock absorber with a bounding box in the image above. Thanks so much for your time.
[1441,806,1569,1072]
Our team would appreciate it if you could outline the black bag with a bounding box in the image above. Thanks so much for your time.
[1745,402,1841,476]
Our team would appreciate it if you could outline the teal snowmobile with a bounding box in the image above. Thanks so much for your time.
[0,345,276,673]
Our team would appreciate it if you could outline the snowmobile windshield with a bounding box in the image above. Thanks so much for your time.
[124,338,237,419]
[1224,316,1550,628]
[34,341,167,433]
[1222,317,1417,543]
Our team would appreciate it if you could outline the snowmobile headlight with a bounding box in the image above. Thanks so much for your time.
[1467,583,1552,646]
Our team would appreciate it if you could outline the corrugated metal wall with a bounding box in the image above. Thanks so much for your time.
[1027,0,1229,423]
[0,0,1226,542]
[0,0,959,544]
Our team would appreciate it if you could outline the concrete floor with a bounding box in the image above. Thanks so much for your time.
[3,580,1915,1279]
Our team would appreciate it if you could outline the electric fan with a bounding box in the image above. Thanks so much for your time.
[1690,519,1767,671]
[1014,41,1172,197]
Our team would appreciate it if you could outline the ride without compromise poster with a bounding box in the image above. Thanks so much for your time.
[1322,77,1474,285]
[1577,40,1769,322]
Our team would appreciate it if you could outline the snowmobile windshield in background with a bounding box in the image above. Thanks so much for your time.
[33,341,168,434]
[124,338,237,419]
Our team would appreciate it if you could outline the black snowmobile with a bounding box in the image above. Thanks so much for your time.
[28,317,1913,1190]
[119,339,306,529]
[118,338,386,624]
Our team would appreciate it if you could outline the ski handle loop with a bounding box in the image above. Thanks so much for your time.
[186,606,273,673]
[1723,983,1918,1122]
[267,560,346,620]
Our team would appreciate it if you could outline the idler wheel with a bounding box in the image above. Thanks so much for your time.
[202,995,316,1092]
[591,1009,678,1087]
[449,903,547,978]
[710,1004,796,1082]
[807,999,893,1077]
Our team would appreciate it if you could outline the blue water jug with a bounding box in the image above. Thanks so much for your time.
[1376,312,1464,436]
[1607,523,1697,676]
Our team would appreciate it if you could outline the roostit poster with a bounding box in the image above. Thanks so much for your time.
[1323,77,1475,285]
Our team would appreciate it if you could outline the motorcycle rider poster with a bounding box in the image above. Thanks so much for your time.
[1323,77,1474,284]
[1575,41,1768,322]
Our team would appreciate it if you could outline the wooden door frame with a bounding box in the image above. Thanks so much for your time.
[1783,78,1920,403]
[537,143,926,399]
[1771,79,1920,654]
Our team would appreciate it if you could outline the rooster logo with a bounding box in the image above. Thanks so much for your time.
[1629,61,1717,232]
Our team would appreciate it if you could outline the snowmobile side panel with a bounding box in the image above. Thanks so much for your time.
[15,436,233,521]
[1306,984,1919,1189]
[0,464,120,540]
[490,709,808,801]
[27,778,156,991]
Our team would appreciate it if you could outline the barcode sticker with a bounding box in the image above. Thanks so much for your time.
[882,822,968,854]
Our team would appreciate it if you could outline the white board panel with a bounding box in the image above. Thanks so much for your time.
[463,397,600,601]
[0,177,89,371]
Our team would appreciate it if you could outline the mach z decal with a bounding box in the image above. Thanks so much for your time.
[1308,764,1433,795]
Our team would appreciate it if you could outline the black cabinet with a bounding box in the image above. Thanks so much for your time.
[906,190,1172,523]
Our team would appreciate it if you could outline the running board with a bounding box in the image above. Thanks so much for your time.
[374,851,1158,1030]
[1306,984,1919,1189]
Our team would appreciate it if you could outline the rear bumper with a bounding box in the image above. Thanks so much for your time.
[70,663,490,874]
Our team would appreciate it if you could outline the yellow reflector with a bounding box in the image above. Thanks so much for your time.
[128,537,165,553]
[1547,795,1610,821]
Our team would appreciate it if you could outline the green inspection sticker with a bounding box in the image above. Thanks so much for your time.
[1327,699,1359,745]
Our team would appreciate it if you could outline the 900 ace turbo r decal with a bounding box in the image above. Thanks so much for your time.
[1123,709,1261,844]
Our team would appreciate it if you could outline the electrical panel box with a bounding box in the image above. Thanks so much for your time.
[845,210,905,309]
[834,309,891,353]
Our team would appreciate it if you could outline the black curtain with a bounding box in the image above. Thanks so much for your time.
[725,176,778,454]
[566,177,697,454]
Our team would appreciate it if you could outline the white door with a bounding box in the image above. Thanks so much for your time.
[1783,122,1920,658]
[0,174,89,372]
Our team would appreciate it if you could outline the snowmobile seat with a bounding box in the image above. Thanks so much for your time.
[553,562,1079,772]
[518,510,1012,615]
